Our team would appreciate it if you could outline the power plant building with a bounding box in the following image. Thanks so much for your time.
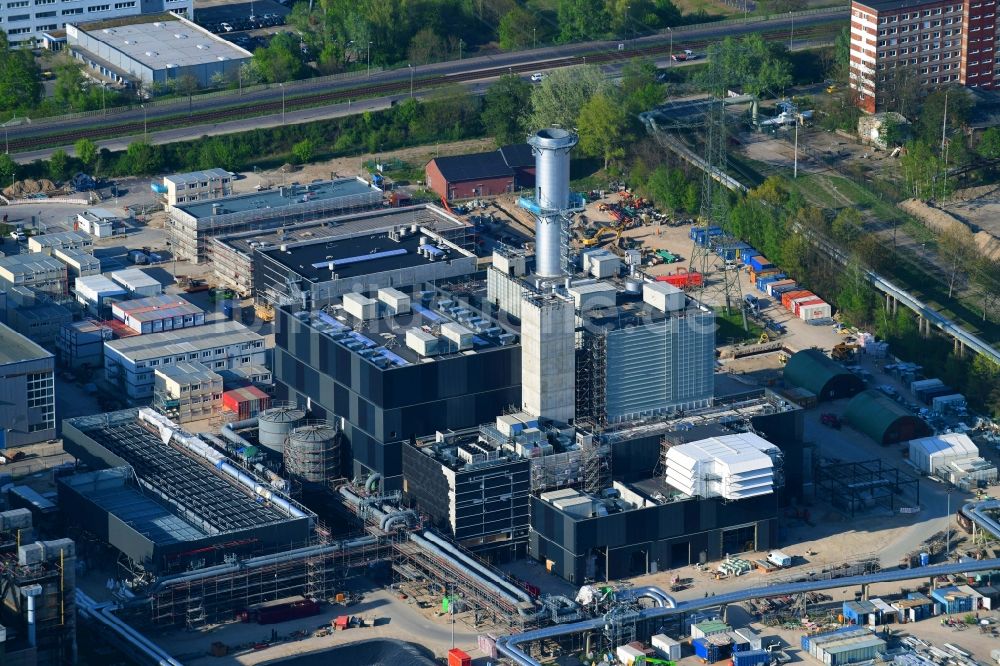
[401,423,531,559]
[273,284,521,492]
[166,178,382,263]
[254,225,477,306]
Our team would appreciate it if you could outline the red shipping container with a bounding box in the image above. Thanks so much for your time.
[448,648,472,666]
[222,386,271,420]
[655,269,703,288]
[781,290,812,309]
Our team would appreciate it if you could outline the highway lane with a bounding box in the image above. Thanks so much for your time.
[7,6,847,153]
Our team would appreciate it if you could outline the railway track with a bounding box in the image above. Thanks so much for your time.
[9,23,838,153]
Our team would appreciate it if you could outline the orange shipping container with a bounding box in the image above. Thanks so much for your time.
[781,290,812,309]
[448,648,473,666]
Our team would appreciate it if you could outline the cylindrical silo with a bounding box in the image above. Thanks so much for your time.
[257,403,305,452]
[284,421,340,485]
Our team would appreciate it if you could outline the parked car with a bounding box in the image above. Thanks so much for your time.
[220,22,234,32]
[530,72,546,82]
[9,229,25,241]
[671,53,687,61]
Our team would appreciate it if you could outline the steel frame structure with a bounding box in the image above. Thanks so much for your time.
[814,459,920,518]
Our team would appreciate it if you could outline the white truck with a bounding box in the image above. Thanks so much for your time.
[767,550,792,568]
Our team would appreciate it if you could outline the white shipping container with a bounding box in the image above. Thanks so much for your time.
[652,634,682,661]
[767,550,792,567]
[616,645,645,666]
[799,302,832,320]
[643,282,686,312]
[589,254,621,279]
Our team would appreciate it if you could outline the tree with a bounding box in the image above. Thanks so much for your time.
[0,34,42,112]
[528,64,607,130]
[838,258,876,325]
[252,32,305,83]
[48,149,69,182]
[620,59,664,114]
[830,27,851,82]
[939,223,977,298]
[577,93,627,170]
[900,140,942,199]
[121,141,162,176]
[407,27,444,65]
[53,57,88,111]
[0,153,16,182]
[915,87,971,148]
[831,207,864,247]
[498,6,542,50]
[75,138,97,170]
[699,34,792,98]
[881,65,921,118]
[682,181,700,214]
[557,0,608,43]
[977,127,1000,160]
[291,138,317,164]
[482,74,532,146]
[970,258,1000,322]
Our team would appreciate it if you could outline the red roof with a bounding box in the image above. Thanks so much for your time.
[223,386,269,403]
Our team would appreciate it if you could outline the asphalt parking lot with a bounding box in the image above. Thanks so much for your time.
[193,0,289,35]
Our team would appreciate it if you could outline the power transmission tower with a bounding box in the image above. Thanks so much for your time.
[689,91,747,329]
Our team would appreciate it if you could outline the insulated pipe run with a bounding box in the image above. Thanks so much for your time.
[219,418,258,448]
[408,532,522,605]
[77,591,183,666]
[420,531,532,603]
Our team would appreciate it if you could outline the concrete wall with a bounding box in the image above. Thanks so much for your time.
[520,294,575,423]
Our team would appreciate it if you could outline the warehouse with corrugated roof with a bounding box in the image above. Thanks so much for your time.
[782,348,865,401]
[845,390,931,445]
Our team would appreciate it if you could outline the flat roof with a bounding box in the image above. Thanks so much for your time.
[72,14,252,71]
[164,168,232,185]
[61,467,208,545]
[76,274,127,293]
[0,254,65,272]
[214,204,471,257]
[292,284,517,368]
[30,230,91,246]
[105,320,264,361]
[175,178,376,219]
[155,360,220,381]
[0,321,53,365]
[853,0,940,13]
[114,294,203,321]
[110,268,161,288]
[583,288,706,329]
[82,207,129,220]
[262,228,472,283]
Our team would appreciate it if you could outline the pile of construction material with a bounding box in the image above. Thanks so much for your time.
[3,178,59,199]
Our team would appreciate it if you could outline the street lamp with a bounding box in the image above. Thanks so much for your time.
[946,489,953,557]
[141,104,147,142]
[458,38,463,61]
[667,26,672,63]
[789,11,794,50]
[408,64,413,98]
[367,41,373,79]
[533,27,536,49]
[280,83,285,124]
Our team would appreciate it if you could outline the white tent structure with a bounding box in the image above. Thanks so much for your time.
[665,432,778,500]
[908,433,978,475]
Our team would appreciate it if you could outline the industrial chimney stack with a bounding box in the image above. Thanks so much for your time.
[527,128,578,278]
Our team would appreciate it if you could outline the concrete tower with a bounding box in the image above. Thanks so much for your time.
[528,128,578,278]
[521,292,575,424]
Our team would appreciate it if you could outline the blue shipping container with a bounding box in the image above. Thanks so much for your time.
[749,256,774,272]
[733,650,770,666]
[732,641,752,653]
[771,283,800,296]
[756,274,787,291]
[694,638,710,659]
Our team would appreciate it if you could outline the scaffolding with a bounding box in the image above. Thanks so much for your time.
[575,333,607,427]
[814,459,921,518]
[0,550,77,666]
[148,535,389,626]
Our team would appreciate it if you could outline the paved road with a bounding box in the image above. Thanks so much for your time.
[8,6,846,156]
[13,37,836,163]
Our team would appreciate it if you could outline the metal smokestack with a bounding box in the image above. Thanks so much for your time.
[528,128,578,278]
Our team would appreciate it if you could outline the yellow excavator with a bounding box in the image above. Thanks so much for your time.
[580,225,623,247]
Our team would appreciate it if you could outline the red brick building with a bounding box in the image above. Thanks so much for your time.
[850,0,997,113]
[425,144,535,201]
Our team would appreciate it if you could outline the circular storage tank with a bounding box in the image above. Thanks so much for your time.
[624,278,642,295]
[284,422,340,485]
[258,403,305,452]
